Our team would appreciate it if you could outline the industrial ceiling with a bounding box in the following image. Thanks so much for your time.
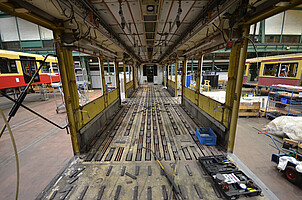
[0,0,301,63]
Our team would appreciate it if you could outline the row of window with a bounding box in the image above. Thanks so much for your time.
[262,62,298,77]
[0,56,59,74]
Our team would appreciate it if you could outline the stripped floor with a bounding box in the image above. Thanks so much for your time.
[38,86,264,200]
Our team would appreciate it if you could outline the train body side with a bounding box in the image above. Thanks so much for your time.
[243,54,302,88]
[0,50,60,90]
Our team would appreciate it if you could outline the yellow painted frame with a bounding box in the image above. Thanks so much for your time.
[79,88,119,128]
[184,87,224,123]
[126,80,133,90]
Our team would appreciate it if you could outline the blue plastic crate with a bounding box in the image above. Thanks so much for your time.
[196,127,217,145]
[280,98,288,104]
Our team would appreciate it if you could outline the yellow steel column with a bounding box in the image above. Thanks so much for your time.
[114,58,121,104]
[195,54,202,105]
[164,64,167,87]
[228,26,250,152]
[223,44,241,128]
[100,55,107,107]
[181,56,187,105]
[133,61,138,89]
[123,58,127,98]
[174,58,178,97]
[53,31,80,154]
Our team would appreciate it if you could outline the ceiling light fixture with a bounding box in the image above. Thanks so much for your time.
[147,5,155,12]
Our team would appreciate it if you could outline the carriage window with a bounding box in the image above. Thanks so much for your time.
[263,63,279,76]
[278,63,298,78]
[20,56,36,76]
[0,58,18,74]
[52,63,59,73]
[39,62,51,73]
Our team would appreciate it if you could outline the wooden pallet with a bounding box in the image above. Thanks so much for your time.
[32,85,53,93]
[283,138,302,149]
[239,102,260,117]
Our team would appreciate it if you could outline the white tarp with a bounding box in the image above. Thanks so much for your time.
[264,116,302,141]
[277,156,302,173]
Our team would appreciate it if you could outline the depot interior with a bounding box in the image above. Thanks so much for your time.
[1,1,302,200]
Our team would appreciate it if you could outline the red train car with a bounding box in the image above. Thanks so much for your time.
[0,50,60,91]
[243,53,302,89]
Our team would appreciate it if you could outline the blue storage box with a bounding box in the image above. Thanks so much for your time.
[196,127,217,145]
[280,98,288,104]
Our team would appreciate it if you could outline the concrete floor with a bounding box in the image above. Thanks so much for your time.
[234,117,302,200]
[0,90,301,199]
[0,93,73,200]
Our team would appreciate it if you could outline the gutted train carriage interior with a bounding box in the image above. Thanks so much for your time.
[1,0,302,200]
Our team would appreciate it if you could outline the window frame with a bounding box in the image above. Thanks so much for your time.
[0,57,18,74]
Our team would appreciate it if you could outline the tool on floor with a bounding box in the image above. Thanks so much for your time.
[258,131,302,185]
[142,146,184,200]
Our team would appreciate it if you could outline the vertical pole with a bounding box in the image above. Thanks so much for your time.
[279,11,286,43]
[15,17,22,49]
[228,26,250,152]
[100,55,107,107]
[53,30,80,154]
[164,64,167,87]
[37,25,44,48]
[174,58,178,97]
[114,58,121,104]
[195,54,202,105]
[224,44,241,128]
[212,53,215,72]
[123,58,127,98]
[261,20,265,43]
[133,61,138,89]
[181,56,187,105]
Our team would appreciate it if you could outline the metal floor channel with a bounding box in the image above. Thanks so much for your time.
[38,86,264,200]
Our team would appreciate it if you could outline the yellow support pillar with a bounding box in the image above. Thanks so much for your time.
[123,58,127,98]
[228,26,250,152]
[174,58,178,97]
[181,56,187,105]
[53,30,80,154]
[100,56,107,107]
[224,44,241,128]
[114,58,121,104]
[164,64,167,87]
[133,62,138,89]
[195,54,202,105]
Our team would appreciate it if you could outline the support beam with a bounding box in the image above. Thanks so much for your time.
[224,44,241,129]
[212,53,215,72]
[181,56,187,105]
[123,58,127,98]
[195,54,202,104]
[100,56,107,107]
[227,26,250,152]
[279,12,286,43]
[133,61,138,89]
[164,64,167,87]
[114,58,121,105]
[54,30,80,154]
[174,58,178,97]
